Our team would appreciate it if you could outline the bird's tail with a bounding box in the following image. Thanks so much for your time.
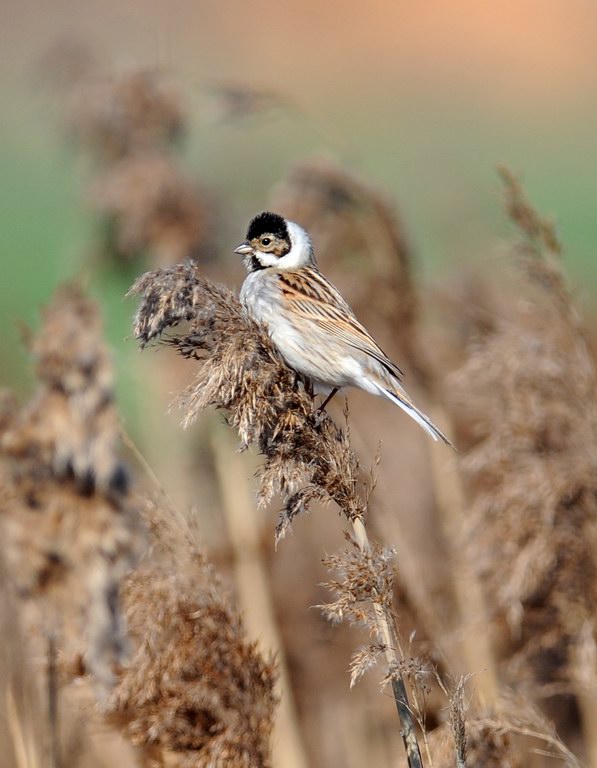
[374,383,453,446]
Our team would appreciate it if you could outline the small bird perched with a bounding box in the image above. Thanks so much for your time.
[235,211,450,444]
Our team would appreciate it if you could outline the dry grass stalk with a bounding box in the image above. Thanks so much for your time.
[402,718,536,768]
[473,693,583,768]
[0,544,46,768]
[499,166,593,373]
[320,532,399,688]
[570,622,597,768]
[0,283,144,690]
[128,262,426,766]
[405,720,523,768]
[105,497,278,768]
[436,675,470,768]
[321,524,425,768]
[447,171,597,737]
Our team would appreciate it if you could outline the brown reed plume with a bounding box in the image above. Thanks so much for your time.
[104,497,278,768]
[447,170,597,740]
[0,283,144,689]
[129,264,365,539]
[129,262,426,767]
[0,279,277,766]
[62,65,213,267]
[90,151,210,265]
[67,68,185,162]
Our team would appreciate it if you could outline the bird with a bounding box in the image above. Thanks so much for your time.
[235,211,451,444]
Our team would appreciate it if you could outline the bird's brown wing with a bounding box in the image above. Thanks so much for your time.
[277,268,403,380]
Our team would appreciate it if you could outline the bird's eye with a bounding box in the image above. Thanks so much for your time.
[261,237,271,246]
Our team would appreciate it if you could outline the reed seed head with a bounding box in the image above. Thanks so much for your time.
[129,263,367,540]
[0,283,144,688]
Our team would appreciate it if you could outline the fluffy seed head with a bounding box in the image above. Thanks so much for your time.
[0,283,144,688]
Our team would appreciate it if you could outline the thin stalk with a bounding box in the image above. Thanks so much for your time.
[572,622,597,768]
[351,516,423,768]
[47,633,61,768]
[6,686,39,768]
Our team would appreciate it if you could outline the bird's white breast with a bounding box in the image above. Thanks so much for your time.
[240,271,278,325]
[240,269,357,389]
[240,271,311,366]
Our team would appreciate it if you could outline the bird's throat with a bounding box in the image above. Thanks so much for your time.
[246,255,268,272]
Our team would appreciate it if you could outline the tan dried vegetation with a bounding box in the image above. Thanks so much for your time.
[0,284,277,767]
[1,56,596,768]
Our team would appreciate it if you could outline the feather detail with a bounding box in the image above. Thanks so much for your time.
[242,256,452,445]
[277,269,403,380]
[372,382,452,445]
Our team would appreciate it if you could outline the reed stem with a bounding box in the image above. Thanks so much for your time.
[47,633,61,768]
[351,516,423,768]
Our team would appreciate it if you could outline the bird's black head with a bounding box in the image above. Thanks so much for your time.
[246,211,289,242]
[235,211,315,272]
[235,211,292,271]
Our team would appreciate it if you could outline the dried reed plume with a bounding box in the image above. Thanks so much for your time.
[105,498,278,768]
[67,68,185,162]
[0,283,143,688]
[320,536,397,689]
[447,170,597,731]
[129,262,425,766]
[129,263,365,539]
[91,152,210,265]
[63,65,213,266]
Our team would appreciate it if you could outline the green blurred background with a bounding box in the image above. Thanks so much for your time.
[2,0,597,407]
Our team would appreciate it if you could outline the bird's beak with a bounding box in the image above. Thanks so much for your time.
[234,241,253,255]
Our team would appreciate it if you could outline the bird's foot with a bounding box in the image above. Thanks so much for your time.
[311,387,339,426]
